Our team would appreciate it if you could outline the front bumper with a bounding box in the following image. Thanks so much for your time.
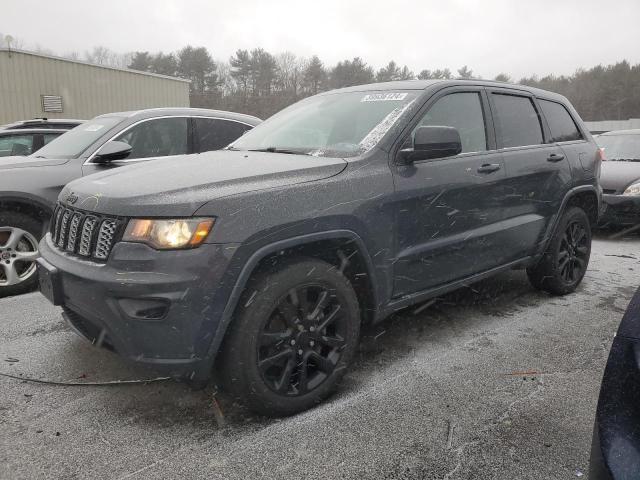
[600,194,640,226]
[38,233,240,378]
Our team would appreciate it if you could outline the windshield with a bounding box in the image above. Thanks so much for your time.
[597,134,640,160]
[33,116,123,159]
[230,91,418,157]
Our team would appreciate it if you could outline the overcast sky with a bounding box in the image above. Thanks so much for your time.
[4,0,640,80]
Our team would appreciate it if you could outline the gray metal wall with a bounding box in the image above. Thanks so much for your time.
[0,49,190,124]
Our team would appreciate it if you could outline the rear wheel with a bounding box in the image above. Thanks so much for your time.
[221,258,360,416]
[527,206,591,295]
[0,212,42,297]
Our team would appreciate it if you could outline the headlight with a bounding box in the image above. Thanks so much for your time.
[623,183,640,196]
[123,218,214,249]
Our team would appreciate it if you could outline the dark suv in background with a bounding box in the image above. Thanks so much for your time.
[38,80,601,416]
[0,107,260,296]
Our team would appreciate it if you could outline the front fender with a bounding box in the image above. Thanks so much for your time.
[203,229,381,364]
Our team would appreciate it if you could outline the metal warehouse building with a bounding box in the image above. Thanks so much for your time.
[0,49,190,124]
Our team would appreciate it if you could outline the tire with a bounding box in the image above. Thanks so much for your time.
[527,206,591,296]
[0,211,43,298]
[221,258,361,417]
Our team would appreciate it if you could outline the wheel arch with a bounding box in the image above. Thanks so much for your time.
[0,193,54,235]
[206,230,379,362]
[535,185,600,261]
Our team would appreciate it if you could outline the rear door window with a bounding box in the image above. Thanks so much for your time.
[538,99,583,142]
[42,133,61,145]
[0,134,34,156]
[491,93,543,148]
[114,117,188,160]
[195,118,252,153]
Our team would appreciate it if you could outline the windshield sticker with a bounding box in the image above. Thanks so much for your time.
[358,99,415,154]
[83,124,104,132]
[361,92,408,102]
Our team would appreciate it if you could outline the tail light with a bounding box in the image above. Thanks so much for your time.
[595,147,605,178]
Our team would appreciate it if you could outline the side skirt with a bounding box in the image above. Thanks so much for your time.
[377,256,533,322]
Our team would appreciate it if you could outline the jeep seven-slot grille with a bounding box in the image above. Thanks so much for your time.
[50,204,124,261]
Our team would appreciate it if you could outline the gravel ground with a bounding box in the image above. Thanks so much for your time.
[1,233,639,480]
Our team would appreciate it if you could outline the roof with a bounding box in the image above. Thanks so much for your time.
[598,129,640,136]
[0,48,191,83]
[0,128,69,135]
[324,79,567,101]
[94,107,262,125]
[1,118,85,130]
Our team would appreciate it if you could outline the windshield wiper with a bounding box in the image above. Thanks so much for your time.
[247,147,310,156]
[607,158,640,162]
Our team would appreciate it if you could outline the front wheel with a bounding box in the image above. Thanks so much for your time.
[221,258,361,416]
[0,212,42,297]
[527,206,592,295]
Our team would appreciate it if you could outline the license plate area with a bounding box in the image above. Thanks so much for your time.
[37,257,64,305]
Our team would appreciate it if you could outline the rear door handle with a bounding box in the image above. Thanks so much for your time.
[477,163,501,174]
[547,153,565,162]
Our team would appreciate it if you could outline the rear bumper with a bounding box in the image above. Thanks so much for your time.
[600,194,640,226]
[38,233,240,378]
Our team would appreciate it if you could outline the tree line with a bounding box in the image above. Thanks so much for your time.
[126,46,640,121]
[125,46,495,119]
[3,33,639,121]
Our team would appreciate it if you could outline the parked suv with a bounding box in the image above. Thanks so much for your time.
[0,118,84,157]
[0,108,260,296]
[37,80,601,416]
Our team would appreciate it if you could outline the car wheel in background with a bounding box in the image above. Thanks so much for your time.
[221,258,361,416]
[0,212,42,297]
[527,206,592,296]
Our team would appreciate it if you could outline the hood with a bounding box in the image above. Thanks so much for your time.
[0,155,69,170]
[60,150,347,217]
[600,161,640,192]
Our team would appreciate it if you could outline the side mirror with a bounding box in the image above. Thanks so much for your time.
[399,126,462,163]
[94,141,132,163]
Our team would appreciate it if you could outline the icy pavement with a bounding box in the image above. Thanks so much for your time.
[1,233,639,479]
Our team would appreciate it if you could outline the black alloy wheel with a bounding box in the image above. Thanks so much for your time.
[527,206,592,295]
[257,285,348,396]
[558,220,589,285]
[221,258,360,416]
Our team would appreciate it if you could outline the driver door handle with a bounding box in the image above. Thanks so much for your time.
[477,163,501,174]
[547,153,565,162]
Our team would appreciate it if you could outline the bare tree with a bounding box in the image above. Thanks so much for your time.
[85,46,113,65]
[276,52,305,101]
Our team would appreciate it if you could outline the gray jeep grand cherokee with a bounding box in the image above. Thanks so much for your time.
[38,80,601,416]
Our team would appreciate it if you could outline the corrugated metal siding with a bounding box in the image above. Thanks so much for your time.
[0,50,190,124]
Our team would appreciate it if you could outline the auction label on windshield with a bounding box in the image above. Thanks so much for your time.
[361,92,408,102]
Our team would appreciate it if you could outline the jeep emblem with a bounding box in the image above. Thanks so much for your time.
[66,193,79,205]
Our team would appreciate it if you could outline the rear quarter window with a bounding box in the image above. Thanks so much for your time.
[538,99,583,142]
[195,118,252,152]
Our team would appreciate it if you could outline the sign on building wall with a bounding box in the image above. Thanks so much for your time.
[41,95,63,113]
